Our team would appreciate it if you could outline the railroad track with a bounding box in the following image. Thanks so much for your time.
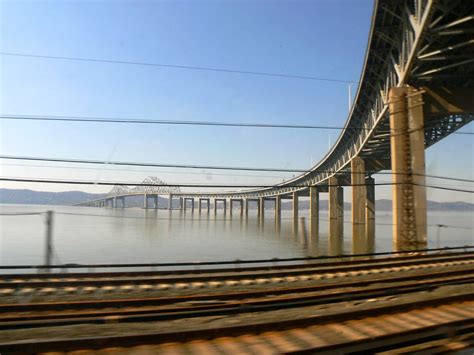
[0,270,472,330]
[0,250,472,353]
[0,293,472,353]
[1,251,473,294]
[0,247,474,282]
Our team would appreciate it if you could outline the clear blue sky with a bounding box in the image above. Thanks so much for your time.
[0,0,472,203]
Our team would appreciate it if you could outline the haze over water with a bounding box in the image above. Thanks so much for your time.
[1,204,472,268]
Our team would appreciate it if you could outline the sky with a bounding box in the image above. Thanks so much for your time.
[0,0,472,203]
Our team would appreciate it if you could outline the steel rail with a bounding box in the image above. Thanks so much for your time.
[1,267,471,313]
[0,272,471,330]
[0,292,471,352]
[2,250,473,280]
[1,254,472,289]
[290,320,474,354]
[2,245,472,271]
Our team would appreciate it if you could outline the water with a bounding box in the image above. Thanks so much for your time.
[0,204,472,266]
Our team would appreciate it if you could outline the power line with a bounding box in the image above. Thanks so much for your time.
[0,163,290,179]
[1,155,473,183]
[1,176,473,193]
[0,155,309,173]
[0,177,399,189]
[4,162,473,185]
[413,183,474,194]
[0,52,359,84]
[0,114,378,131]
[1,114,473,135]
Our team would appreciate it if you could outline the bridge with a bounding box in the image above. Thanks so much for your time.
[78,0,474,252]
[77,176,181,209]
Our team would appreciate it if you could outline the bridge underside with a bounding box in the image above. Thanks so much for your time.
[77,0,474,252]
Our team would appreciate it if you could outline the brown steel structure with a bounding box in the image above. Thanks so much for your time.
[77,0,474,251]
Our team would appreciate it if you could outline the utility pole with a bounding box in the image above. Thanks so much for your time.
[44,211,53,272]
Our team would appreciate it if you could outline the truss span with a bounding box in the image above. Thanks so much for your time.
[108,176,181,197]
[179,0,474,199]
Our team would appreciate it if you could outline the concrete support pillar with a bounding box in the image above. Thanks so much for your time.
[240,199,244,218]
[230,199,234,217]
[168,194,173,210]
[351,157,367,254]
[223,199,227,215]
[143,194,148,209]
[275,195,281,230]
[198,198,202,213]
[293,191,299,235]
[329,177,343,255]
[153,195,158,209]
[366,177,376,253]
[389,86,427,251]
[309,186,319,239]
[183,198,187,210]
[179,197,183,210]
[112,197,117,209]
[259,198,265,224]
[214,199,217,215]
[245,199,249,219]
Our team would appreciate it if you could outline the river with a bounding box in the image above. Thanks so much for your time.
[0,204,472,266]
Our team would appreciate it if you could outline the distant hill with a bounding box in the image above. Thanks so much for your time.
[0,189,107,206]
[0,188,472,211]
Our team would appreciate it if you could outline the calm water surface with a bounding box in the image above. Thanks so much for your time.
[0,204,472,266]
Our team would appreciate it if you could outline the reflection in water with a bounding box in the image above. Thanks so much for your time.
[0,204,472,266]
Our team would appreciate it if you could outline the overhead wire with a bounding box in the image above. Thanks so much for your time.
[0,176,473,193]
[1,113,472,135]
[3,162,473,186]
[0,52,359,84]
[0,163,290,179]
[0,177,400,188]
[0,155,473,183]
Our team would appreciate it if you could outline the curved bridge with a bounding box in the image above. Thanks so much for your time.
[79,0,474,251]
[181,0,473,199]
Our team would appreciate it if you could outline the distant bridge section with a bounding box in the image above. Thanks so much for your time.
[76,176,181,209]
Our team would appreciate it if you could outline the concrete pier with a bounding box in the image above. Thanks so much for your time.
[309,186,319,239]
[275,195,281,230]
[259,198,265,224]
[351,157,367,254]
[168,194,173,210]
[244,199,249,219]
[143,194,148,209]
[389,86,427,251]
[293,191,299,235]
[153,195,158,209]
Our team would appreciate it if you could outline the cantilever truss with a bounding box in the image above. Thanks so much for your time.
[107,176,181,197]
